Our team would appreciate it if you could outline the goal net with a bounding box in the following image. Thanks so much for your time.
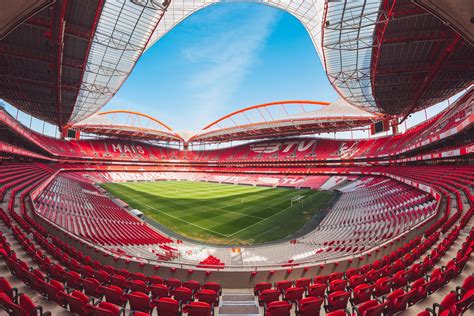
[290,195,306,207]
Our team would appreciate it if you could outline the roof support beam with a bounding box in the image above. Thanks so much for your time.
[400,34,462,122]
[50,0,68,127]
[26,14,90,40]
[0,43,83,69]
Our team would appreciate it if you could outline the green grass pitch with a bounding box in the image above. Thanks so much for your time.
[101,181,334,245]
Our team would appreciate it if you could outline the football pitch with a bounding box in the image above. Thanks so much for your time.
[101,181,334,245]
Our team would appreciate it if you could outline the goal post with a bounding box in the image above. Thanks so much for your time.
[291,195,305,208]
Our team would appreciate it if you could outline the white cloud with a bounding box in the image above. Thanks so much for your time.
[180,7,279,129]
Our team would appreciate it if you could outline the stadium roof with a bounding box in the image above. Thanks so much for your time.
[71,98,379,143]
[0,0,472,128]
[70,110,184,142]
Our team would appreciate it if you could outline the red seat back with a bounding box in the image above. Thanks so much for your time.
[265,301,292,316]
[183,301,212,316]
[154,297,180,316]
[298,297,323,316]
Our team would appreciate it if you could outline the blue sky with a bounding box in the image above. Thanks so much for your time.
[2,2,460,138]
[103,3,338,131]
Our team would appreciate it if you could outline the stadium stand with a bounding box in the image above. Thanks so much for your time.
[0,1,472,314]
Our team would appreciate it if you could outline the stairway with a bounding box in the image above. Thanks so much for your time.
[218,289,260,316]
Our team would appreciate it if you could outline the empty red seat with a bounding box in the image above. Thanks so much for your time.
[128,279,149,293]
[254,282,272,295]
[83,277,101,298]
[353,299,387,316]
[284,287,304,304]
[183,301,212,316]
[259,289,280,306]
[329,279,347,293]
[202,282,221,295]
[172,287,193,305]
[183,280,201,293]
[325,291,350,312]
[83,301,124,316]
[153,297,180,316]
[374,277,393,297]
[297,296,323,316]
[295,278,311,291]
[150,284,169,299]
[100,285,126,306]
[126,291,153,313]
[265,300,292,316]
[275,280,293,293]
[351,284,374,306]
[308,283,327,298]
[147,275,164,285]
[165,278,182,290]
[59,290,90,316]
[0,292,50,316]
[195,289,219,307]
[0,277,19,301]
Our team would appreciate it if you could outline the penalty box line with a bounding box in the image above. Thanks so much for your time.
[107,186,231,238]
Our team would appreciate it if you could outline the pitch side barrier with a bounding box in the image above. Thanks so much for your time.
[28,168,442,288]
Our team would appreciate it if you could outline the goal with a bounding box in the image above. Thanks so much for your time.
[291,195,305,207]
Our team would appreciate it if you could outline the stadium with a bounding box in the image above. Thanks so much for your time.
[0,0,473,315]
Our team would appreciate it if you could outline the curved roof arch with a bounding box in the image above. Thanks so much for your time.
[71,110,184,142]
[188,98,378,143]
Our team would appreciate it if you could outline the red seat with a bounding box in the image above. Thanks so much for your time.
[329,279,347,293]
[296,296,323,316]
[165,278,182,290]
[83,277,101,298]
[183,301,212,316]
[126,291,152,313]
[351,284,374,306]
[374,277,393,297]
[385,288,413,314]
[60,290,90,316]
[0,292,50,316]
[275,280,293,293]
[265,300,292,316]
[0,277,19,300]
[37,279,67,307]
[284,287,304,304]
[110,275,127,288]
[353,299,387,316]
[325,310,349,316]
[183,280,201,293]
[348,274,365,288]
[195,289,219,307]
[83,301,124,316]
[172,287,193,305]
[150,284,169,299]
[408,278,428,306]
[314,275,330,285]
[259,289,281,306]
[454,289,474,314]
[456,274,474,294]
[325,291,350,312]
[295,278,311,291]
[100,285,126,306]
[128,279,149,293]
[153,297,180,316]
[308,283,327,298]
[147,275,164,285]
[428,291,459,316]
[202,282,222,295]
[64,270,83,291]
[254,282,272,295]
